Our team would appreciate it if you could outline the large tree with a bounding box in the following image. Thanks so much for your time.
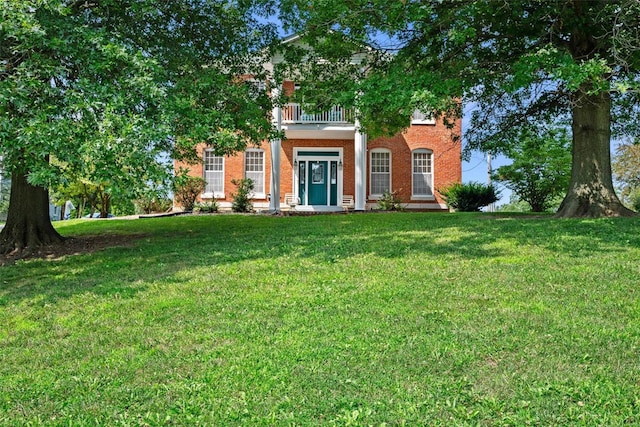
[0,0,276,254]
[278,0,640,217]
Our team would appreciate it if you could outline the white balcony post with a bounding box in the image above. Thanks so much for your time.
[269,86,282,213]
[354,119,367,211]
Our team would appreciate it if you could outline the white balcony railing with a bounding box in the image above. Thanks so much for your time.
[282,104,353,124]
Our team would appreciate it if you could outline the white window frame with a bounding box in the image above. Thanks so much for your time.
[369,148,392,199]
[246,79,266,97]
[411,109,436,125]
[203,149,225,199]
[412,149,434,199]
[244,149,265,199]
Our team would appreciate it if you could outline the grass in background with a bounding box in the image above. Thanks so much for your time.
[1,212,639,425]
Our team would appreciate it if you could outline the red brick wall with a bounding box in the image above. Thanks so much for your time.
[367,119,461,206]
[174,141,273,204]
[175,119,461,209]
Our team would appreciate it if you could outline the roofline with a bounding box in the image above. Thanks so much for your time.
[281,33,302,44]
[279,31,375,52]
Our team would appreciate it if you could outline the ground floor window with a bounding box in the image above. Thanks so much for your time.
[412,149,433,197]
[203,149,224,198]
[370,149,391,197]
[244,149,265,198]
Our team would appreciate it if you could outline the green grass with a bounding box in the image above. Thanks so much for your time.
[1,212,639,426]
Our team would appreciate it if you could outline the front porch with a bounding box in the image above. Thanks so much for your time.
[269,103,367,213]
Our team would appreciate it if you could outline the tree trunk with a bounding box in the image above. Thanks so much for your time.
[99,190,111,218]
[0,171,64,254]
[556,88,635,218]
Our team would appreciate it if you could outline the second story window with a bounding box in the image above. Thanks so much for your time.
[246,80,266,99]
[411,110,436,125]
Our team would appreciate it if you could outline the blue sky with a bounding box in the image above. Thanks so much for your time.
[460,110,513,206]
[462,150,513,208]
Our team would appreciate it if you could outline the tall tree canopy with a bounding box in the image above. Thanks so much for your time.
[278,0,640,217]
[0,0,277,253]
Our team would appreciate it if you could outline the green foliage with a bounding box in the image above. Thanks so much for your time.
[51,179,118,219]
[498,194,563,213]
[376,189,404,211]
[630,190,640,212]
[110,199,136,217]
[496,198,531,213]
[279,0,640,216]
[1,1,277,181]
[194,200,219,214]
[492,126,572,212]
[2,213,640,424]
[134,191,172,215]
[231,178,254,213]
[281,0,640,143]
[440,182,500,212]
[0,0,278,246]
[173,174,206,212]
[613,141,640,209]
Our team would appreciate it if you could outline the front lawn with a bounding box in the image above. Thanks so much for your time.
[1,213,639,425]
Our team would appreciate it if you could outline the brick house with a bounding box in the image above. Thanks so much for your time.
[175,36,461,212]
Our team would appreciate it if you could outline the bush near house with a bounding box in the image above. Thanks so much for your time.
[173,175,206,212]
[194,200,219,214]
[440,182,500,212]
[376,189,404,211]
[231,178,254,213]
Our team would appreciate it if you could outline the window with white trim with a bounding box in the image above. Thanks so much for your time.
[412,149,433,197]
[370,149,391,198]
[246,79,267,98]
[203,150,224,198]
[411,110,436,125]
[244,149,265,197]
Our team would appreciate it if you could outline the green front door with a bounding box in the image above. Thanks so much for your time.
[308,161,328,205]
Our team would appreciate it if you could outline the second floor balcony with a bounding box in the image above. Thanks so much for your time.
[282,104,354,124]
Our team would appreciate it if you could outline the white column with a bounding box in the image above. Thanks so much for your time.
[354,119,367,211]
[269,86,282,212]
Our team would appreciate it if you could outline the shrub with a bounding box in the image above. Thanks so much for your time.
[377,189,404,211]
[492,126,571,212]
[173,176,206,212]
[134,192,172,214]
[194,200,219,214]
[111,199,136,216]
[439,182,500,212]
[231,178,254,213]
[135,197,172,215]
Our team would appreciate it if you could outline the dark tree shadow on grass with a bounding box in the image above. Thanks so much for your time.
[1,213,639,305]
